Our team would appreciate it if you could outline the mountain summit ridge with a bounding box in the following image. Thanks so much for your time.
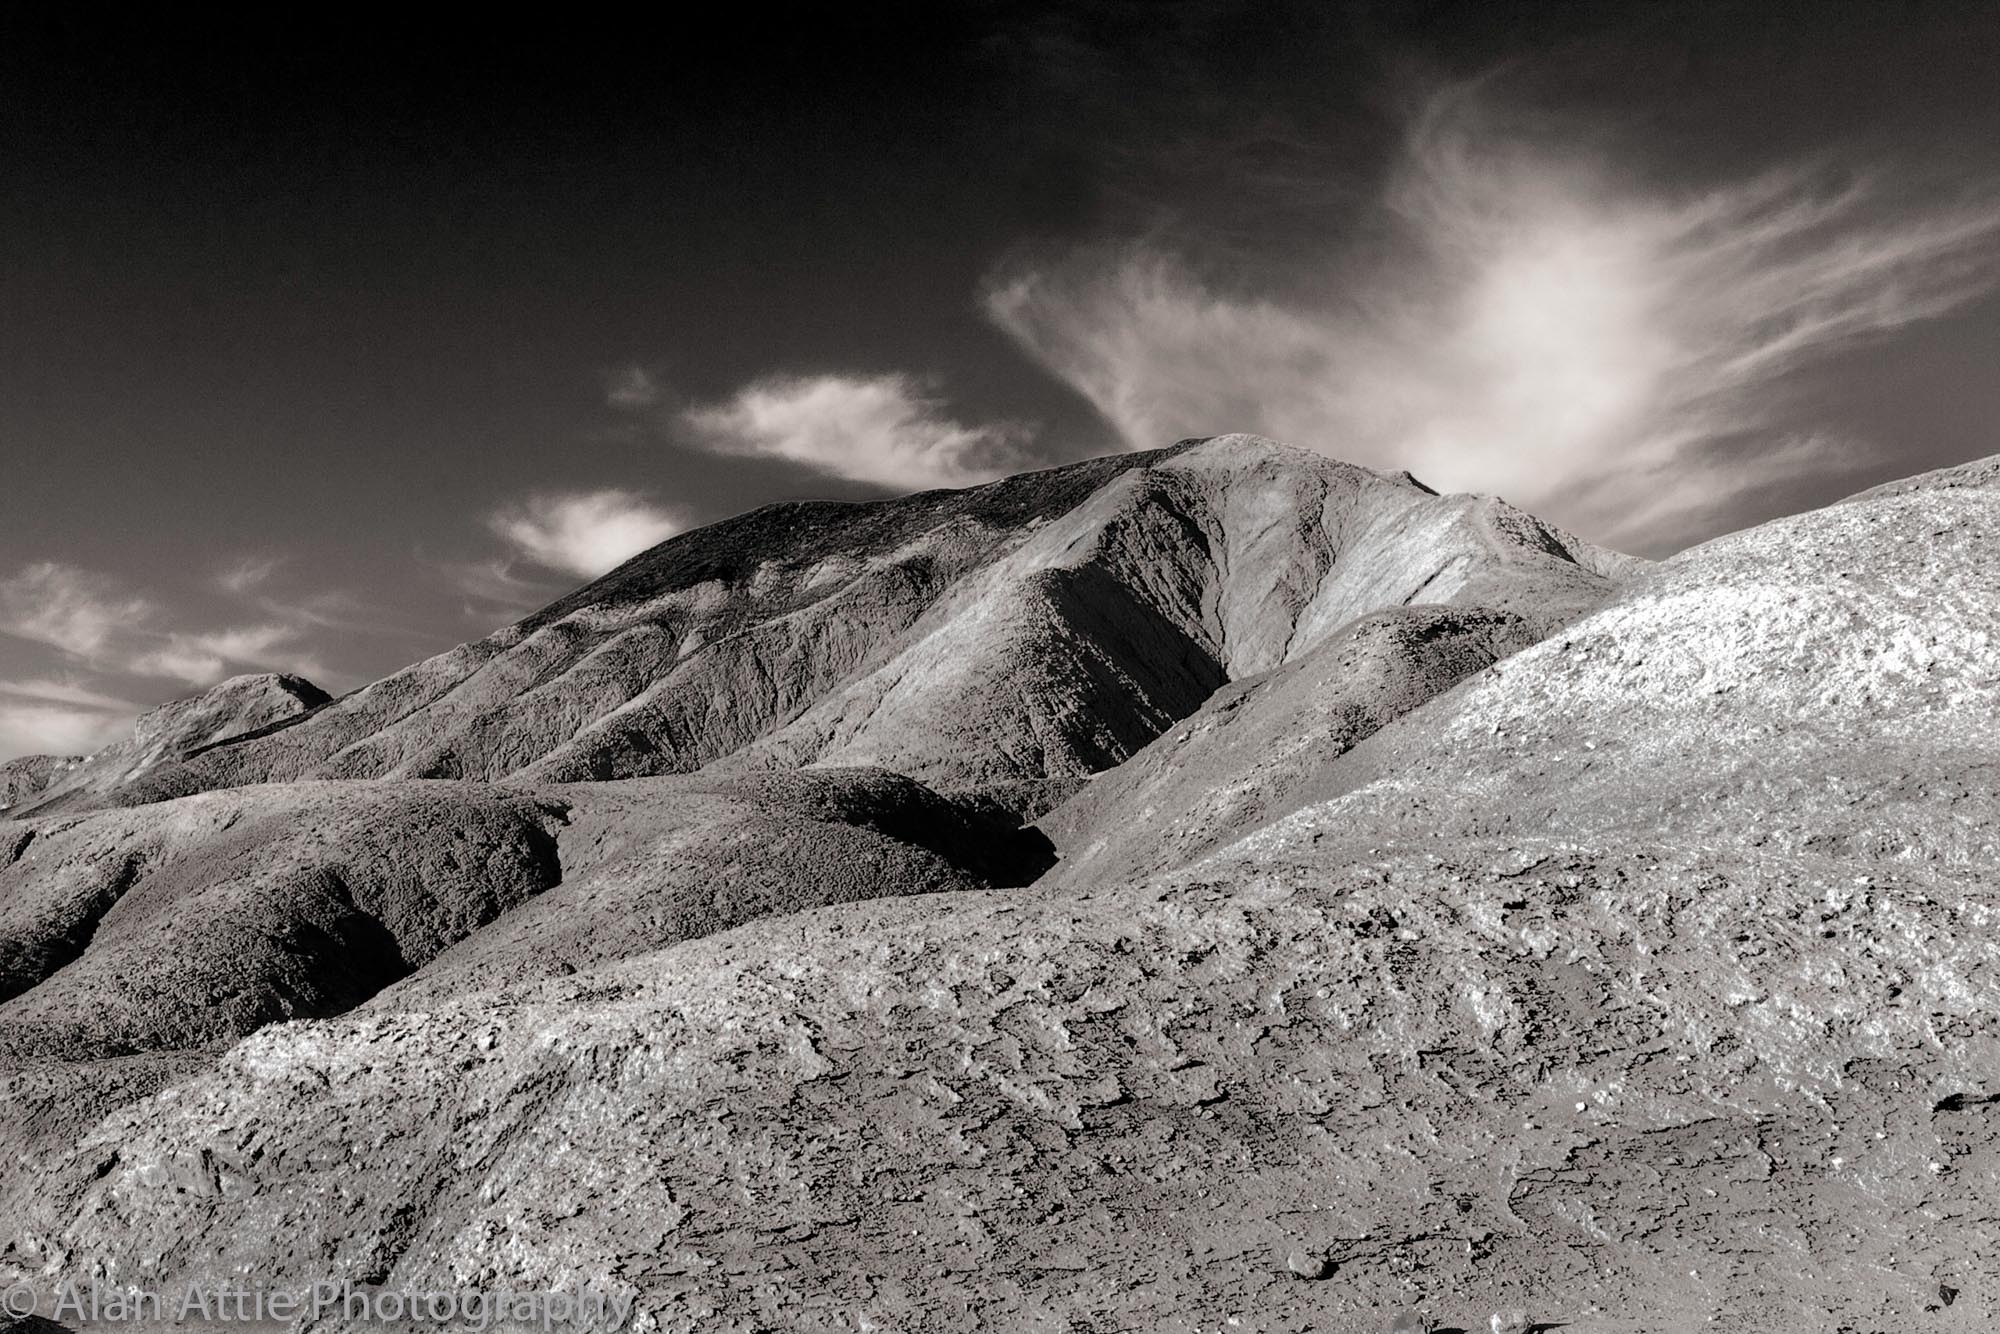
[43,434,1633,817]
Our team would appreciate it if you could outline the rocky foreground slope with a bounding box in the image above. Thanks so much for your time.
[3,438,1996,1332]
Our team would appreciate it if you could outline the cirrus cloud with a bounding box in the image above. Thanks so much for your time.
[681,372,1035,491]
[127,624,320,688]
[1,562,331,690]
[984,80,2000,552]
[0,677,143,761]
[0,563,153,658]
[0,699,135,761]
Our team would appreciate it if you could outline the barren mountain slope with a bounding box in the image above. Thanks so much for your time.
[1038,604,1542,888]
[0,768,1036,1061]
[705,438,1628,801]
[108,436,1631,814]
[10,460,1993,1331]
[1227,451,2000,867]
[375,769,1052,1010]
[0,768,1044,1222]
[0,783,566,1063]
[4,673,329,819]
[0,756,76,813]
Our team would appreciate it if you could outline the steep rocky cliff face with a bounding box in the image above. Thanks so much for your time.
[9,440,1990,1331]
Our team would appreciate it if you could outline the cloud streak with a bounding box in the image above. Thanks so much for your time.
[605,366,663,411]
[985,80,2000,551]
[489,490,683,580]
[0,677,143,763]
[1,563,328,690]
[127,624,319,688]
[216,554,284,595]
[0,700,134,762]
[0,563,153,659]
[682,373,1035,491]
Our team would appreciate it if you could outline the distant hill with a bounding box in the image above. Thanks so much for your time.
[78,435,1631,819]
[4,673,327,817]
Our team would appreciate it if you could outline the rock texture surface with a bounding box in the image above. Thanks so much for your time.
[0,767,1046,1234]
[4,439,1996,1333]
[377,769,1051,1010]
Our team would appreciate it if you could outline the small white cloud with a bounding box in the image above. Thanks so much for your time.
[128,645,227,687]
[489,490,683,580]
[217,554,284,595]
[605,366,664,411]
[682,372,1035,491]
[0,562,153,658]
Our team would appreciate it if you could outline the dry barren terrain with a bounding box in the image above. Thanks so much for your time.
[2,436,1993,1333]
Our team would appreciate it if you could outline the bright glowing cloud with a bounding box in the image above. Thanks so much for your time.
[682,372,1035,491]
[489,490,683,579]
[984,82,2000,551]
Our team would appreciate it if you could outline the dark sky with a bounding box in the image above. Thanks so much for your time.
[4,2,1999,758]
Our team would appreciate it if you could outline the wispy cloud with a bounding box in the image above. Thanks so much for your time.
[127,624,320,688]
[985,80,2000,550]
[489,490,683,579]
[0,563,153,658]
[1,561,330,689]
[434,555,567,623]
[0,676,139,713]
[216,554,285,595]
[682,372,1035,491]
[0,677,143,761]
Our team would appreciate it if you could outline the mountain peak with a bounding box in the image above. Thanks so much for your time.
[92,442,1631,812]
